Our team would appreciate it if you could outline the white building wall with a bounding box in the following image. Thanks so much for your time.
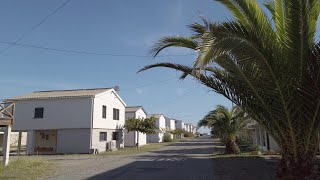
[192,127,197,134]
[12,98,92,130]
[135,109,146,119]
[170,120,175,130]
[147,115,166,143]
[253,126,281,152]
[165,119,176,131]
[147,133,164,143]
[157,116,166,129]
[57,129,90,154]
[56,129,91,154]
[91,128,122,152]
[135,109,147,146]
[92,91,125,129]
[124,108,147,147]
[175,120,184,129]
[26,130,35,154]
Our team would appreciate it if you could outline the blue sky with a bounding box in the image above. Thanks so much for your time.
[0,0,235,132]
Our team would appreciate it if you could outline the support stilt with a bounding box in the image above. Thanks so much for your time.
[3,125,11,166]
[17,131,22,156]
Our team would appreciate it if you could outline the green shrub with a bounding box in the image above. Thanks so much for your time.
[236,136,252,146]
[163,133,172,142]
[249,144,260,151]
[183,131,194,138]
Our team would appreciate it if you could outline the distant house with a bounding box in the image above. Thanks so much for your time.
[7,88,126,154]
[165,117,175,139]
[247,121,280,152]
[165,117,175,131]
[175,120,184,130]
[191,126,197,134]
[184,124,192,132]
[124,106,147,147]
[146,114,166,143]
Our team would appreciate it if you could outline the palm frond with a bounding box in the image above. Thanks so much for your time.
[149,36,198,57]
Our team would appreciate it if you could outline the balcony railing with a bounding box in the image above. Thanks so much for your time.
[0,101,14,126]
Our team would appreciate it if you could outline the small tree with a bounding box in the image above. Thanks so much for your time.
[124,116,157,149]
[141,116,158,135]
[170,128,184,139]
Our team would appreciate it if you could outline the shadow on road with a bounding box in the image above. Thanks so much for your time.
[167,142,217,147]
[151,147,223,155]
[87,157,215,180]
[211,156,278,180]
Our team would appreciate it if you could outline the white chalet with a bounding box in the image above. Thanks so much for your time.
[7,88,126,154]
[124,106,147,147]
[165,117,175,131]
[146,114,166,143]
[165,117,176,139]
[175,120,184,130]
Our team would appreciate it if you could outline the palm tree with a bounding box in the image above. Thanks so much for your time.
[198,105,250,154]
[139,0,320,179]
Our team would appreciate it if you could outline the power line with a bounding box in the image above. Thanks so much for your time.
[0,0,72,55]
[0,40,195,57]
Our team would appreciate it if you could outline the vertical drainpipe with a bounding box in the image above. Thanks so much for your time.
[90,97,94,153]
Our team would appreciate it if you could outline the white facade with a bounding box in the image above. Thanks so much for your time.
[249,122,281,152]
[124,107,147,147]
[175,120,184,130]
[12,98,92,130]
[10,88,126,154]
[185,124,194,133]
[165,117,175,131]
[192,126,197,134]
[146,114,166,143]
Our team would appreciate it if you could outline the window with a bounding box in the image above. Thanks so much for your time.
[102,106,107,119]
[113,108,120,120]
[112,132,118,140]
[99,132,107,142]
[34,107,44,118]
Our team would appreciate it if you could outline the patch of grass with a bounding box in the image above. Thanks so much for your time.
[0,158,54,180]
[210,152,260,159]
[100,142,170,156]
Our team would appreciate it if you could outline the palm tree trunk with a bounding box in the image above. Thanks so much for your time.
[276,154,319,180]
[225,140,240,154]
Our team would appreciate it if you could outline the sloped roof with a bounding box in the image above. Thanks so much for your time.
[7,88,112,100]
[147,114,164,119]
[126,106,141,112]
[125,106,147,115]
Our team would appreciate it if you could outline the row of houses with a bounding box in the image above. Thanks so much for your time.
[0,87,197,154]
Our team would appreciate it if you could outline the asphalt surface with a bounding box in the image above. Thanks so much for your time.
[1,137,277,179]
[46,136,218,180]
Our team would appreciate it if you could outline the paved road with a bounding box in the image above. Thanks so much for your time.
[46,136,218,180]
